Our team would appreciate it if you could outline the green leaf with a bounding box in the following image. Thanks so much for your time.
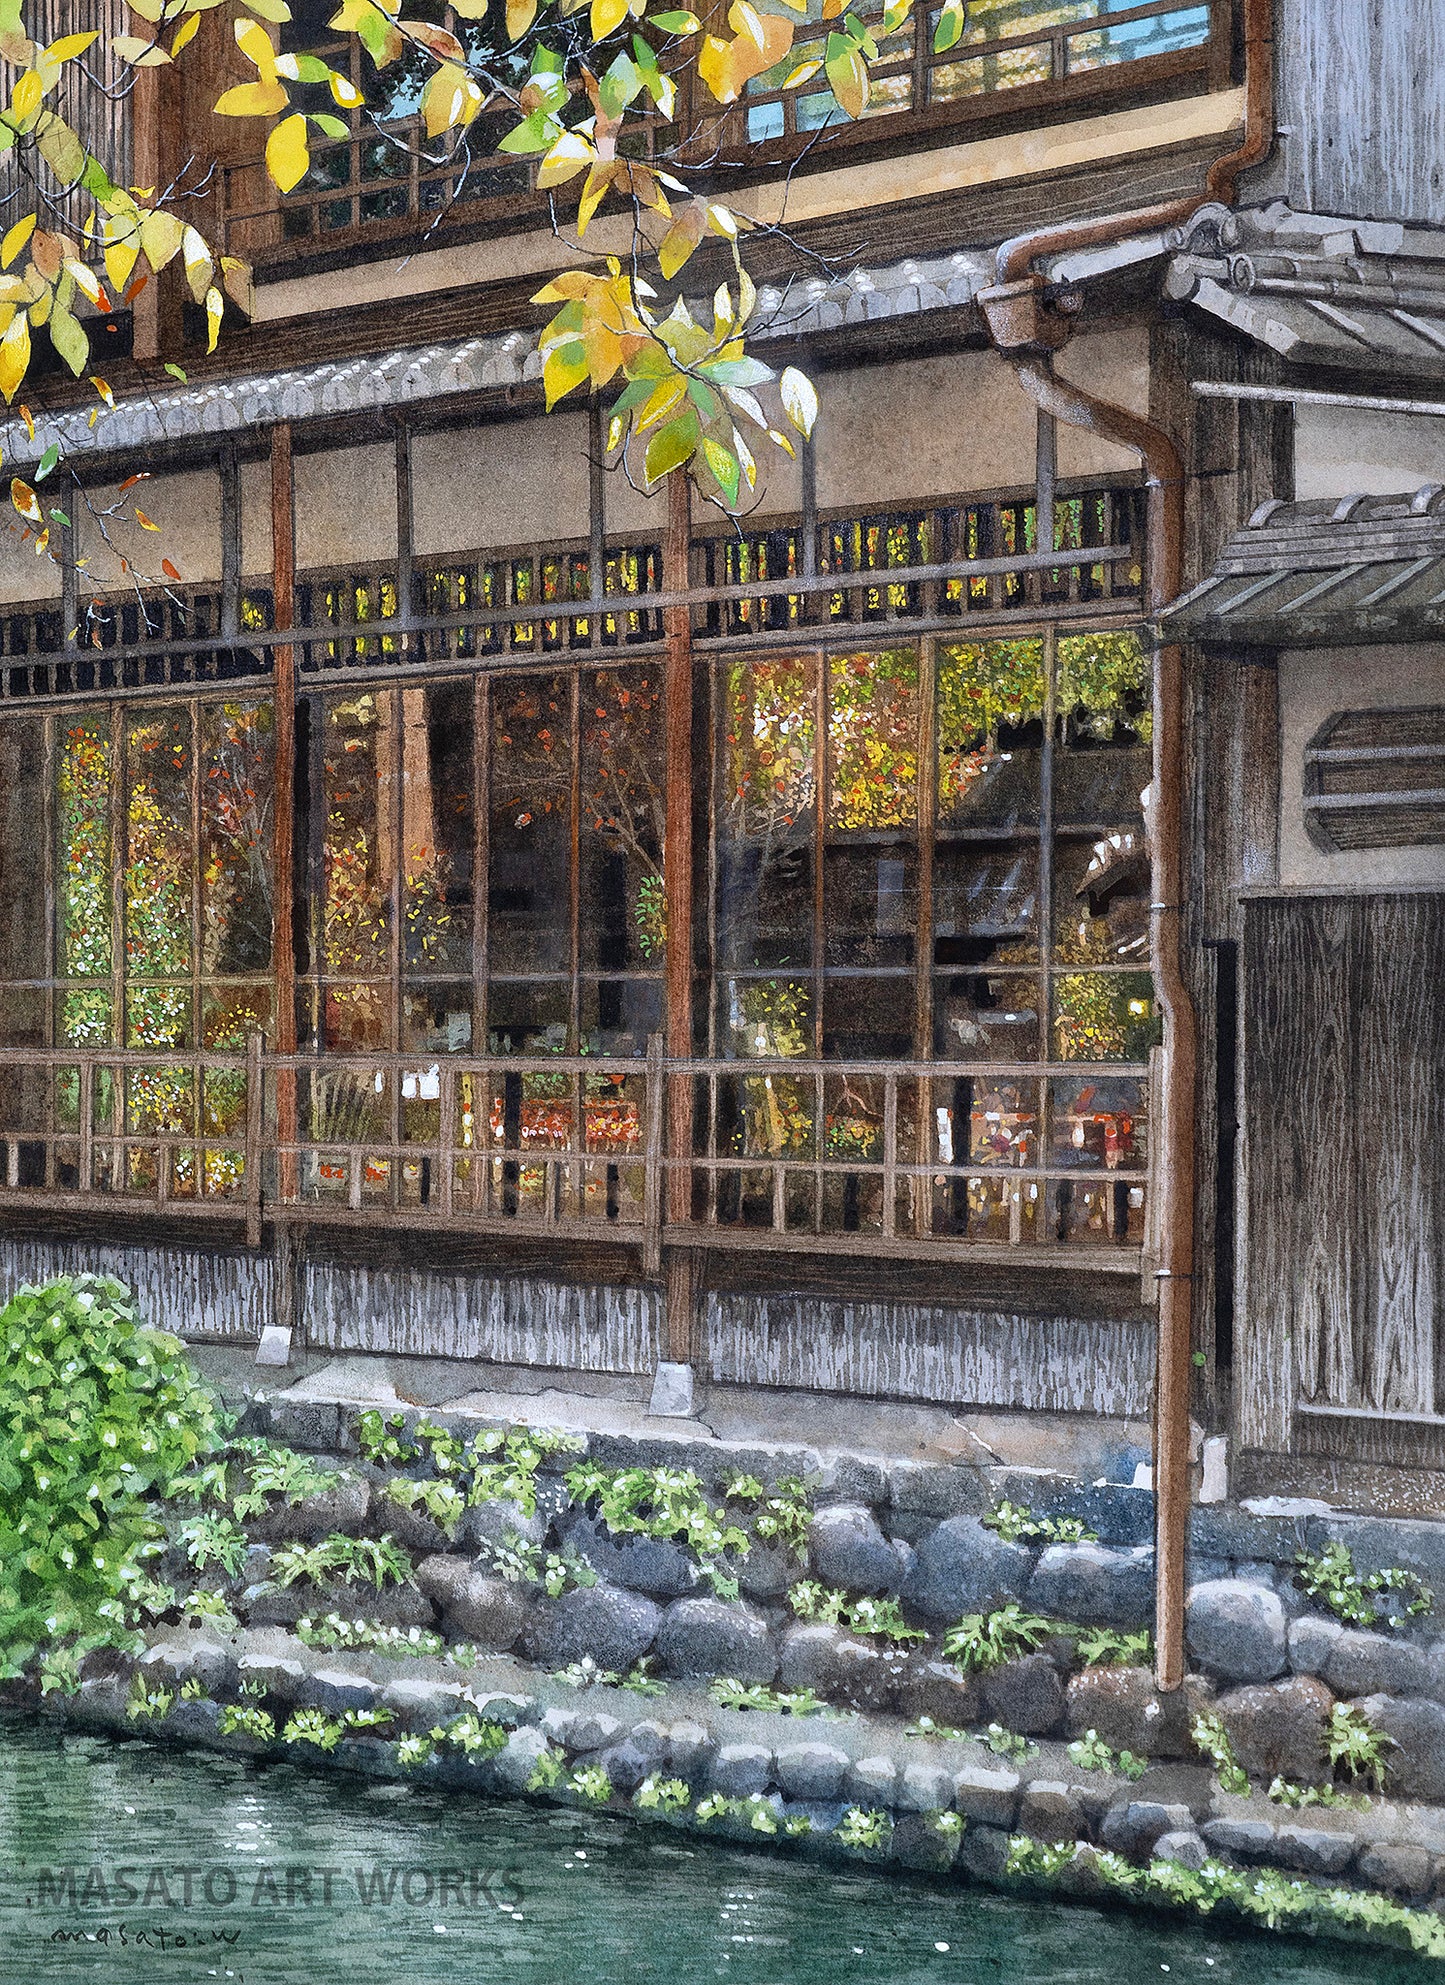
[309,112,349,138]
[34,443,59,481]
[701,436,740,508]
[650,8,700,27]
[932,0,965,51]
[47,508,70,526]
[47,302,88,378]
[163,362,188,382]
[499,109,560,155]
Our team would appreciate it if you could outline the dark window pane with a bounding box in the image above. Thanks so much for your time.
[933,842,1040,965]
[490,675,572,976]
[0,718,44,984]
[579,668,665,972]
[933,970,1041,1060]
[937,639,1044,828]
[403,682,474,978]
[824,844,916,967]
[201,699,274,975]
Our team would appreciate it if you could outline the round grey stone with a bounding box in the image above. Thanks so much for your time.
[562,1512,700,1599]
[1319,1626,1432,1699]
[459,1497,547,1555]
[1350,1692,1445,1803]
[491,1725,553,1795]
[246,1472,370,1544]
[297,1668,382,1716]
[1028,1542,1154,1627]
[1153,1829,1208,1870]
[414,1557,530,1650]
[655,1596,776,1682]
[901,1516,1031,1625]
[845,1754,899,1804]
[709,1743,773,1797]
[807,1504,905,1596]
[1185,1579,1288,1683]
[530,1582,661,1672]
[1065,1665,1190,1758]
[980,1652,1067,1736]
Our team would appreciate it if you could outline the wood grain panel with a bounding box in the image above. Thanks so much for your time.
[1240,894,1445,1452]
[0,1234,271,1341]
[706,1293,1156,1414]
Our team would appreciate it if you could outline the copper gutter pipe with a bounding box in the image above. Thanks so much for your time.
[977,0,1274,1694]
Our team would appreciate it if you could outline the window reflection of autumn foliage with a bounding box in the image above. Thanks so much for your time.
[827,648,917,829]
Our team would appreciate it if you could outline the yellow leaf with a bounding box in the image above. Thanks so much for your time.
[449,0,489,14]
[537,131,595,189]
[265,113,310,194]
[825,39,868,118]
[506,0,537,33]
[111,34,172,63]
[44,31,99,60]
[170,12,201,53]
[11,72,43,122]
[0,316,31,405]
[90,375,115,408]
[11,477,41,522]
[62,260,108,310]
[103,229,140,295]
[214,78,288,115]
[1,215,36,271]
[205,283,224,351]
[590,0,628,36]
[329,70,363,108]
[235,16,280,75]
[421,63,480,139]
[542,338,590,410]
[134,506,161,530]
[780,57,821,87]
[181,224,214,302]
[779,364,817,438]
[139,209,184,271]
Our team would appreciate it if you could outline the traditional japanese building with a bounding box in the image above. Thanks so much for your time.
[0,0,1439,1557]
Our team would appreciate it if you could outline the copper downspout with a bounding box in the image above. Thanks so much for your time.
[977,0,1274,1694]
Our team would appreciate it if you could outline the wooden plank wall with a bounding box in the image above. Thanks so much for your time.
[1238,894,1445,1451]
[706,1294,1157,1415]
[0,1234,272,1341]
[1278,0,1445,227]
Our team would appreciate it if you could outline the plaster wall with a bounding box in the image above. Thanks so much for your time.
[1277,642,1445,890]
[1294,404,1445,500]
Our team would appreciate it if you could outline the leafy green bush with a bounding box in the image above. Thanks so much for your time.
[1071,1624,1153,1668]
[269,1534,414,1591]
[564,1461,751,1597]
[1327,1702,1395,1789]
[177,1511,249,1575]
[1066,1728,1147,1779]
[0,1274,226,1669]
[1191,1709,1249,1795]
[230,1440,341,1517]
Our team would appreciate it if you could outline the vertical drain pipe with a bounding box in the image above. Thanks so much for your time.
[975,0,1272,1691]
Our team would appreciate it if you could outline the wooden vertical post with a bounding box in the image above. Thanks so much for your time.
[271,425,298,1212]
[219,446,241,642]
[661,469,698,1369]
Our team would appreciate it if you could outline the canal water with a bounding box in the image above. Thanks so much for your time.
[0,1718,1427,1985]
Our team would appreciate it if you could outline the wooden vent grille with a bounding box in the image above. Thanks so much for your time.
[1304,706,1445,852]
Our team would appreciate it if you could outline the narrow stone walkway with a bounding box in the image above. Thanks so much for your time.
[185,1342,1153,1485]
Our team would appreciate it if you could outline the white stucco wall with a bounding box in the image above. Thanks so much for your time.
[1278,642,1445,889]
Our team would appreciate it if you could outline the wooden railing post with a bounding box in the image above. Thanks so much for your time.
[244,1031,263,1250]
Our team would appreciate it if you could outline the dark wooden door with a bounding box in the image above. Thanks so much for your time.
[1237,893,1445,1452]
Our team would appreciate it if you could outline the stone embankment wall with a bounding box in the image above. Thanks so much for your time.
[28,1393,1445,1959]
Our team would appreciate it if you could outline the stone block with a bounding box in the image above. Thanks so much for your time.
[901,1517,1031,1625]
[845,1755,898,1804]
[656,1596,776,1683]
[247,1473,370,1544]
[952,1764,1019,1827]
[807,1505,906,1596]
[1185,1580,1288,1682]
[709,1744,773,1797]
[774,1743,850,1801]
[1065,1665,1190,1758]
[457,1498,546,1555]
[1018,1781,1083,1845]
[1200,1817,1276,1860]
[413,1559,529,1650]
[667,1719,712,1779]
[957,1824,1010,1878]
[378,1677,470,1731]
[1288,1614,1343,1676]
[1357,1843,1434,1900]
[1099,1800,1194,1857]
[1273,1824,1356,1877]
[1350,1694,1445,1803]
[297,1668,381,1716]
[562,1512,701,1599]
[980,1653,1066,1736]
[1319,1627,1433,1699]
[897,1657,980,1729]
[1028,1543,1154,1628]
[890,1812,960,1873]
[1153,1829,1208,1869]
[492,1725,552,1795]
[897,1761,956,1812]
[1214,1674,1334,1784]
[236,1653,307,1704]
[529,1583,660,1673]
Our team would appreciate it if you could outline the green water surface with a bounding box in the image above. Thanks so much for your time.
[0,1719,1424,1985]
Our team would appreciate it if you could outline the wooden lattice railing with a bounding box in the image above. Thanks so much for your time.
[0,1040,1151,1271]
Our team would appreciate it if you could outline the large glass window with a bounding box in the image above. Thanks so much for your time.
[708,628,1156,1246]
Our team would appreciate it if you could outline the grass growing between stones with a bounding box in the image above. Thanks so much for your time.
[1006,1836,1445,1962]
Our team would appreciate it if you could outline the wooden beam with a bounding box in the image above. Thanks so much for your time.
[662,469,697,1364]
[271,424,298,1207]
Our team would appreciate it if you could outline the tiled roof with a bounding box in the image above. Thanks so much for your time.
[0,247,991,472]
[1159,486,1445,646]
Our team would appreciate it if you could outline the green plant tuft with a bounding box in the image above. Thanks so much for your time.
[942,1602,1055,1673]
[1295,1540,1431,1630]
[270,1533,414,1592]
[786,1581,924,1643]
[1191,1709,1249,1795]
[984,1500,1098,1546]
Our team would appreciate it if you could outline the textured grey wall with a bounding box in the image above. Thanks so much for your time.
[1279,0,1445,225]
